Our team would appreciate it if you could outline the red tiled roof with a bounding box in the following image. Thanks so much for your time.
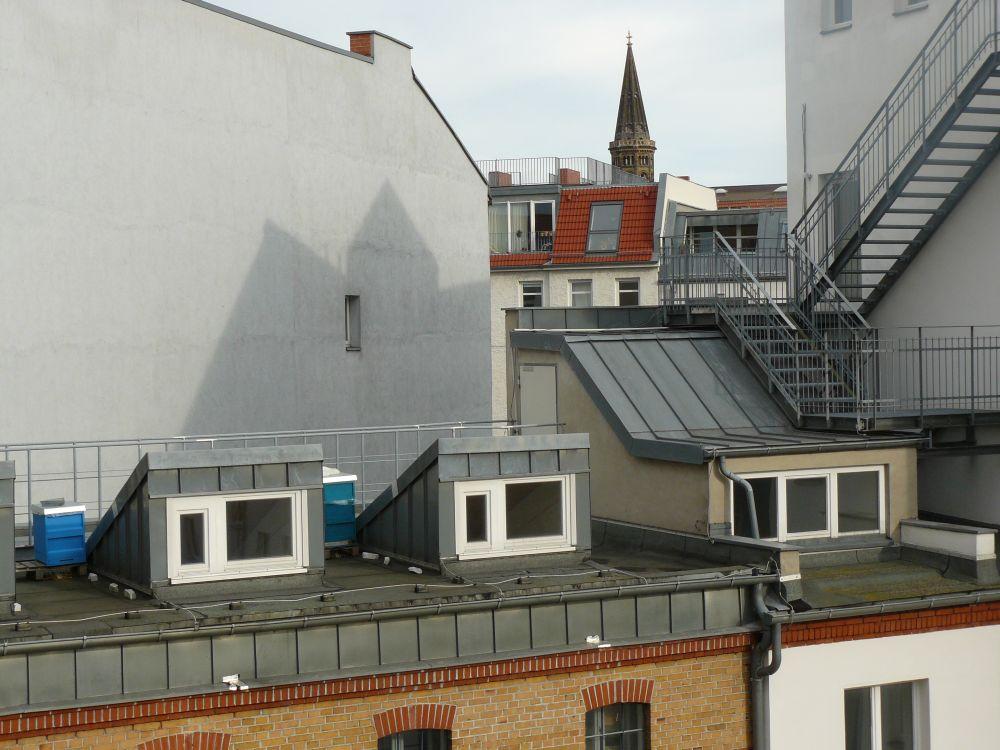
[489,252,550,270]
[551,185,657,265]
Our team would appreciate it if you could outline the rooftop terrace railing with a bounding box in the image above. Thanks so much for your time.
[475,156,651,188]
[0,420,554,546]
[489,231,554,254]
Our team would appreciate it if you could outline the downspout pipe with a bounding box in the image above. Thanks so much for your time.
[718,455,759,539]
[751,582,782,750]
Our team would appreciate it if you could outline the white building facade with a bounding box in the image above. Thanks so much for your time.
[0,0,490,443]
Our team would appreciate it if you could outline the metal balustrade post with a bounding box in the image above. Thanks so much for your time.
[970,325,977,422]
[918,328,925,427]
[96,446,103,517]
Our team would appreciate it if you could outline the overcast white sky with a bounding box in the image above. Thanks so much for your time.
[214,0,787,186]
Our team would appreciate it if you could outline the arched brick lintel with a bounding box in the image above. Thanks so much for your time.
[372,704,458,738]
[581,678,655,712]
[137,731,232,750]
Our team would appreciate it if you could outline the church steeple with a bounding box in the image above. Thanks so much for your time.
[609,33,655,180]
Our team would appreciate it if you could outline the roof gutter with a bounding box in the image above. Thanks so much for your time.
[0,572,779,656]
[768,588,1000,624]
[708,435,925,460]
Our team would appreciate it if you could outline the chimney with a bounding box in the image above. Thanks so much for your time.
[347,31,374,58]
[559,168,581,186]
[489,171,513,187]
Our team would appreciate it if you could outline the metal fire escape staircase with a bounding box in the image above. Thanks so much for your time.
[795,0,1000,316]
[708,0,1000,432]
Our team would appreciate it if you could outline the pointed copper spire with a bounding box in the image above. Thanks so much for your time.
[614,36,650,142]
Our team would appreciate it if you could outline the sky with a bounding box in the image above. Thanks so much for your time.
[214,0,787,186]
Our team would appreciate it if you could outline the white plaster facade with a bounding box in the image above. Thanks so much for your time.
[768,624,1000,749]
[0,0,489,443]
[489,265,658,419]
[784,0,1000,328]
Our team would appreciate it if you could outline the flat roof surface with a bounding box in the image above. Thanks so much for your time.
[514,329,918,463]
[0,538,746,643]
[802,559,999,609]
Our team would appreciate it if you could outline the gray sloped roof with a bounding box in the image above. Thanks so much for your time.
[512,330,920,463]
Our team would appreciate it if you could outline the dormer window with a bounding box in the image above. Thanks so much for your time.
[586,202,624,253]
[166,490,308,582]
[455,476,576,559]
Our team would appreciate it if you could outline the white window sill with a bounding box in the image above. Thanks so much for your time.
[821,20,853,35]
[170,566,307,584]
[456,544,575,561]
[345,345,361,352]
[894,2,928,16]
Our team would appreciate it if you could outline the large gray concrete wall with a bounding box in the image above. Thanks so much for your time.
[0,0,489,443]
[784,0,1000,329]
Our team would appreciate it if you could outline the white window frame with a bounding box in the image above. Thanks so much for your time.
[495,200,556,252]
[844,680,929,750]
[454,475,576,559]
[895,0,928,15]
[166,490,308,583]
[569,279,594,307]
[616,277,641,306]
[728,465,886,542]
[822,0,853,33]
[520,279,545,308]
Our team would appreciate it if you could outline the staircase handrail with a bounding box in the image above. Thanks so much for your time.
[792,0,999,281]
[714,232,798,331]
[787,235,871,336]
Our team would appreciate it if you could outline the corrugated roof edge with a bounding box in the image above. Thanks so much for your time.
[180,0,372,62]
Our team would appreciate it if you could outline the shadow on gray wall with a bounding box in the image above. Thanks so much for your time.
[181,182,489,436]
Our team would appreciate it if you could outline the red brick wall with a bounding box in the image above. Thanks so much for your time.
[348,32,373,57]
[0,635,752,749]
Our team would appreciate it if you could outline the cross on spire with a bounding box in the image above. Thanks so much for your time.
[626,30,632,46]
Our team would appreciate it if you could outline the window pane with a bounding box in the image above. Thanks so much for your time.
[510,202,530,251]
[489,203,508,253]
[522,281,543,308]
[179,513,205,565]
[571,281,593,307]
[586,704,649,750]
[534,202,554,233]
[226,497,293,560]
[465,494,488,543]
[835,0,852,24]
[844,688,873,750]
[733,477,778,539]
[618,279,640,306]
[838,471,880,533]
[786,476,828,534]
[587,231,621,254]
[378,731,451,750]
[880,682,915,750]
[505,481,563,539]
[590,203,623,231]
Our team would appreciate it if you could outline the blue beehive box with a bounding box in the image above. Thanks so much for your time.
[322,467,358,545]
[32,500,87,566]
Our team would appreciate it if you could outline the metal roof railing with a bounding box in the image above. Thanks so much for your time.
[475,157,651,187]
[0,420,556,546]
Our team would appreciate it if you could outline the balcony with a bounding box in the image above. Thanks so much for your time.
[490,230,555,255]
[476,156,651,188]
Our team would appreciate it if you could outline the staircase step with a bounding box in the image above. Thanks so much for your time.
[922,158,977,166]
[873,223,929,229]
[935,142,988,150]
[862,239,911,244]
[884,207,945,213]
[908,175,965,182]
[963,106,1000,115]
[949,124,1000,132]
[856,254,909,260]
[897,193,951,198]
[979,88,1000,96]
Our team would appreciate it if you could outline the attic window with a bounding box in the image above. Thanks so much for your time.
[729,466,884,542]
[586,202,624,253]
[455,476,576,559]
[167,491,307,582]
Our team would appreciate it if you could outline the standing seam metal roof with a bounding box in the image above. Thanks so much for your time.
[512,330,920,463]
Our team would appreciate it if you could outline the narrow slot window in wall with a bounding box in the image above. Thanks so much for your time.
[345,295,361,351]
